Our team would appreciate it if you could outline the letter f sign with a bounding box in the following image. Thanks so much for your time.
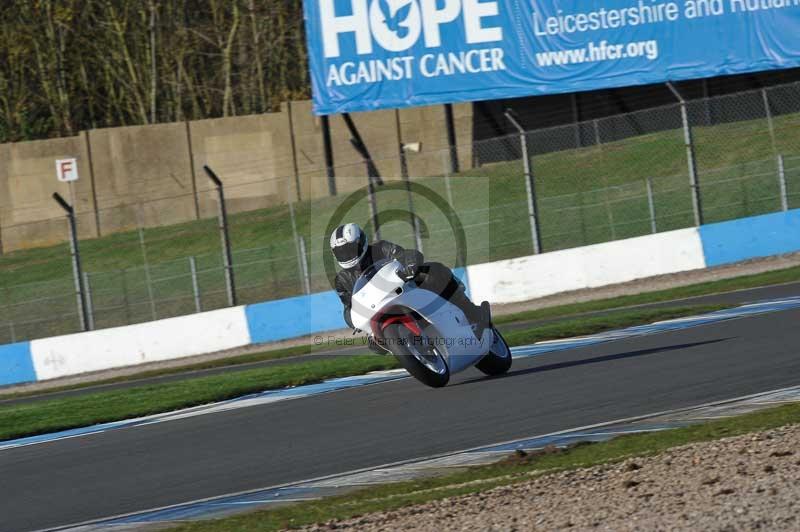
[56,158,79,182]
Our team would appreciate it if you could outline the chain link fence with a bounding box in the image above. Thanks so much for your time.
[2,82,800,344]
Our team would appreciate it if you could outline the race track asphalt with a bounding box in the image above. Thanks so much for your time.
[2,294,800,531]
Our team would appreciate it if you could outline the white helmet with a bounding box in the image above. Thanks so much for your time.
[330,223,368,269]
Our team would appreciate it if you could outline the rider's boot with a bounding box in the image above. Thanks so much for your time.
[368,335,390,355]
[474,301,492,341]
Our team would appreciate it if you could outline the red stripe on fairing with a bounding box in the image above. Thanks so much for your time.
[380,315,422,336]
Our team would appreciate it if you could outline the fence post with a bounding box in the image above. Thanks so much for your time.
[402,163,424,253]
[395,136,424,253]
[396,112,424,253]
[578,191,588,245]
[571,94,581,148]
[441,150,455,206]
[366,173,382,241]
[52,193,89,332]
[343,113,383,241]
[778,154,789,212]
[136,224,158,321]
[82,272,95,330]
[203,165,237,307]
[284,178,308,295]
[298,236,311,295]
[119,268,132,324]
[4,287,16,343]
[762,88,777,154]
[505,109,542,254]
[667,82,703,226]
[189,256,202,313]
[646,178,658,234]
[604,189,617,241]
[593,119,601,146]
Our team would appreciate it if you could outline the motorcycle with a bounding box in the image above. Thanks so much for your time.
[350,258,512,388]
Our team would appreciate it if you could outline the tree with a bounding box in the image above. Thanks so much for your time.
[0,0,310,143]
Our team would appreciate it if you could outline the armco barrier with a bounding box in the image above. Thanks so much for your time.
[0,342,35,386]
[4,211,800,387]
[466,228,706,305]
[700,209,800,267]
[30,307,251,382]
[246,291,346,344]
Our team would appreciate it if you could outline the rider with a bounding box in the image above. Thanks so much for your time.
[330,223,491,351]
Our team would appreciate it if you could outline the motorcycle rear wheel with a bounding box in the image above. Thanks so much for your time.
[475,327,512,376]
[384,323,450,388]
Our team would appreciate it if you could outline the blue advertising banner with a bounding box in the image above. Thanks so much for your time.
[303,0,800,115]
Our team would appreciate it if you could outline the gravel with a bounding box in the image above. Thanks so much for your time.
[300,424,800,531]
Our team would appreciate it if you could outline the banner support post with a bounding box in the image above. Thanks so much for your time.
[321,115,337,196]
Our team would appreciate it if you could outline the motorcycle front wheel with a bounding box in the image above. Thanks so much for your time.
[384,323,450,388]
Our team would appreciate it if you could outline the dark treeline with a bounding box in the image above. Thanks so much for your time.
[0,0,309,143]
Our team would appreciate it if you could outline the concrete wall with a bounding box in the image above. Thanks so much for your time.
[328,109,403,196]
[0,135,98,251]
[190,108,296,217]
[396,102,473,178]
[290,100,330,202]
[0,101,472,252]
[89,123,197,234]
[398,106,449,178]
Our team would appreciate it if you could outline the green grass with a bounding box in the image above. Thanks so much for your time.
[2,111,799,344]
[168,401,800,531]
[0,304,728,441]
[0,341,359,402]
[0,355,398,442]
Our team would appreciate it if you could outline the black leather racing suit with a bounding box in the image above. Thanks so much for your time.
[334,240,479,330]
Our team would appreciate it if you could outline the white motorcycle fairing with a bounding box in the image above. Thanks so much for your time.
[350,259,494,374]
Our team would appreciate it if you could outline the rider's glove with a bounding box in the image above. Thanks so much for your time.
[399,261,419,281]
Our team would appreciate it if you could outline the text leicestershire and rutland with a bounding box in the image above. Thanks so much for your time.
[533,0,800,37]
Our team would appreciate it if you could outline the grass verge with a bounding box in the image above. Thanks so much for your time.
[0,304,727,441]
[0,341,361,402]
[169,401,800,532]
